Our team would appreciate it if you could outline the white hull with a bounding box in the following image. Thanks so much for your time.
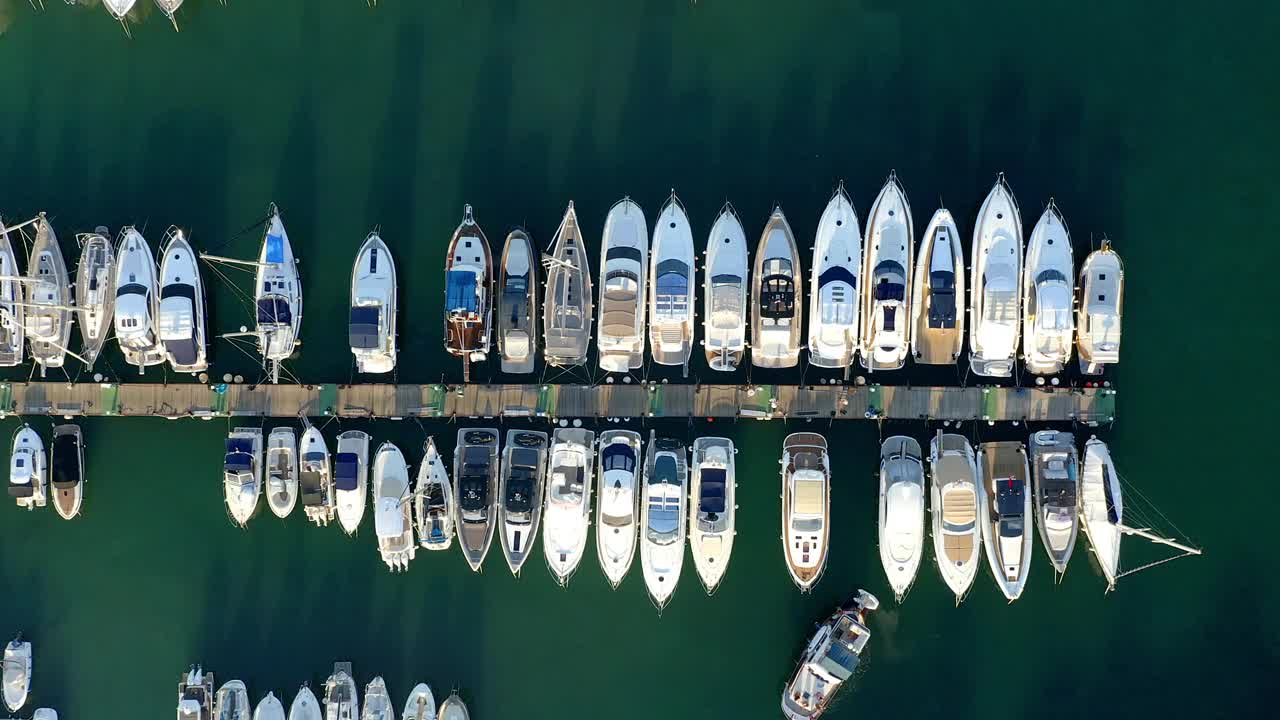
[438,694,469,720]
[266,427,298,518]
[24,217,72,373]
[1023,204,1074,374]
[158,227,208,373]
[640,434,688,608]
[910,209,965,364]
[878,436,924,601]
[373,443,416,571]
[702,205,748,371]
[928,433,981,600]
[414,438,455,551]
[299,427,334,526]
[595,430,641,589]
[751,208,803,368]
[0,224,24,368]
[499,430,547,576]
[597,198,647,372]
[350,232,397,374]
[860,175,913,370]
[223,427,263,527]
[9,425,46,510]
[255,209,302,377]
[1031,430,1080,575]
[215,680,250,720]
[542,428,593,585]
[689,437,736,594]
[74,231,115,367]
[969,178,1023,377]
[782,433,829,591]
[103,0,137,21]
[288,685,322,720]
[401,684,435,720]
[363,677,393,720]
[977,441,1033,601]
[1080,437,1123,589]
[808,186,862,368]
[335,431,371,535]
[253,692,286,720]
[497,230,537,373]
[114,227,166,370]
[648,195,695,367]
[1076,243,1123,373]
[541,203,592,367]
[3,638,31,712]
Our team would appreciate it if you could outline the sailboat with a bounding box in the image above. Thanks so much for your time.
[597,198,647,373]
[23,215,73,376]
[50,424,84,520]
[542,428,594,586]
[649,194,696,369]
[74,230,115,368]
[401,684,435,720]
[0,220,23,367]
[928,432,981,602]
[266,427,298,518]
[689,437,736,594]
[977,440,1033,601]
[176,666,215,720]
[414,438,455,551]
[373,442,415,571]
[1023,202,1074,375]
[1030,430,1079,576]
[859,174,914,371]
[335,430,371,535]
[497,229,538,374]
[595,430,641,589]
[969,177,1023,377]
[113,227,166,371]
[454,427,500,571]
[702,204,748,371]
[878,436,924,602]
[443,205,493,381]
[910,208,964,364]
[542,202,593,368]
[750,207,803,368]
[640,433,688,610]
[9,425,46,511]
[215,680,250,720]
[1076,240,1124,375]
[808,185,862,369]
[299,426,334,527]
[158,226,208,374]
[499,430,548,576]
[223,427,263,527]
[349,232,397,374]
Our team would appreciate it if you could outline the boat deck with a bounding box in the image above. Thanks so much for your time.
[913,327,962,365]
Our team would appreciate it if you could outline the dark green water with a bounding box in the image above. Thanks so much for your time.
[1,1,1277,718]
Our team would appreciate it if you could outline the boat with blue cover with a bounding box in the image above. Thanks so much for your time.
[808,185,862,369]
[254,206,302,384]
[335,431,370,536]
[299,426,334,527]
[443,205,493,381]
[689,437,736,594]
[640,433,688,609]
[595,430,641,588]
[977,440,1033,601]
[781,590,879,720]
[223,427,262,527]
[349,232,397,374]
[648,194,695,369]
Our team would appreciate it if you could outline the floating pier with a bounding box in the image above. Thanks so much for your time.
[0,382,1116,424]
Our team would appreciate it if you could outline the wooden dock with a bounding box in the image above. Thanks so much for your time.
[0,382,1116,424]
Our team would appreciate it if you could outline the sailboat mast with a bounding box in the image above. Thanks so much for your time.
[1118,524,1202,555]
[200,252,270,269]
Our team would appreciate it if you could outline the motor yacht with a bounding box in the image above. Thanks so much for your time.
[542,202,593,368]
[878,436,924,602]
[215,680,250,720]
[350,232,397,374]
[780,591,879,720]
[23,215,72,375]
[444,205,493,381]
[781,433,830,591]
[323,667,358,720]
[74,229,115,367]
[254,692,286,720]
[859,174,913,371]
[50,424,84,520]
[401,684,434,720]
[702,204,748,371]
[113,226,165,371]
[928,432,981,601]
[373,442,415,571]
[437,694,469,720]
[977,440,1033,600]
[808,185,861,369]
[0,221,24,367]
[595,430,641,589]
[497,229,537,374]
[176,666,214,720]
[910,208,964,364]
[335,430,370,535]
[289,686,322,720]
[158,227,208,374]
[1031,430,1079,576]
[454,428,499,571]
[3,635,30,713]
[969,177,1023,377]
[597,198,647,372]
[414,438,454,551]
[649,194,695,368]
[9,425,46,511]
[362,677,392,720]
[254,206,302,384]
[750,207,802,368]
[640,433,688,609]
[223,427,263,527]
[299,426,334,527]
[499,430,548,576]
[1076,240,1124,374]
[689,437,736,594]
[1080,437,1124,589]
[542,428,594,585]
[1023,202,1074,374]
[266,427,299,518]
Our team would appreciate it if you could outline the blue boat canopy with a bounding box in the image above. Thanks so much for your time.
[874,281,905,302]
[265,233,285,264]
[225,437,254,455]
[224,452,253,473]
[334,452,359,490]
[446,270,478,313]
[348,306,381,349]
[817,266,857,289]
[699,468,727,514]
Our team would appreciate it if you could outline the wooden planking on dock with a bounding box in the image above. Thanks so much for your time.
[0,382,1116,424]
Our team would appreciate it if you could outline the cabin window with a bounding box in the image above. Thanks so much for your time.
[1098,294,1106,302]
[1099,273,1106,280]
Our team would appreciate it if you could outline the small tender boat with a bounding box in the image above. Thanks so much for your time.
[808,185,862,369]
[414,438,454,551]
[977,440,1033,601]
[702,204,748,371]
[1080,437,1123,589]
[216,680,250,720]
[323,668,359,720]
[595,430,641,589]
[400,684,434,720]
[910,208,964,364]
[158,227,208,374]
[928,432,981,602]
[597,198,647,373]
[969,177,1023,377]
[497,229,538,374]
[454,427,499,571]
[437,693,469,720]
[878,436,924,602]
[640,433,688,609]
[499,430,548,576]
[3,635,31,713]
[443,205,493,381]
[223,427,262,527]
[254,207,302,384]
[9,424,46,511]
[751,207,803,368]
[781,433,830,591]
[1076,240,1124,375]
[1031,430,1079,576]
[288,686,322,720]
[299,427,334,527]
[113,226,166,371]
[1023,202,1074,375]
[50,424,84,520]
[649,194,695,369]
[859,174,914,371]
[350,232,397,374]
[335,430,371,535]
[176,666,215,720]
[24,215,73,375]
[74,230,115,367]
[542,428,594,585]
[542,202,593,367]
[780,591,879,720]
[362,677,392,720]
[0,220,24,367]
[373,442,415,572]
[255,692,286,720]
[266,427,299,518]
[689,437,736,594]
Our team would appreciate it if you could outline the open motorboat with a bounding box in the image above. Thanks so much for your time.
[254,692,286,720]
[113,226,166,371]
[299,426,334,527]
[215,680,250,720]
[362,677,392,720]
[928,432,981,601]
[350,232,397,374]
[323,667,359,720]
[223,427,263,527]
[24,215,73,375]
[542,202,593,368]
[74,229,115,367]
[443,205,493,381]
[702,204,748,371]
[373,442,416,572]
[911,208,964,364]
[1023,202,1074,375]
[977,440,1033,601]
[335,430,370,535]
[860,174,913,371]
[3,635,30,713]
[158,227,208,374]
[780,590,879,720]
[597,197,647,373]
[781,433,830,591]
[542,428,594,585]
[751,207,803,368]
[649,194,695,369]
[401,684,435,720]
[9,424,46,511]
[454,427,499,571]
[499,430,548,576]
[689,437,736,594]
[808,185,862,369]
[640,434,688,610]
[0,220,24,367]
[414,438,454,551]
[255,207,302,384]
[878,436,924,602]
[1031,430,1079,576]
[497,229,537,374]
[1080,437,1124,589]
[176,666,214,720]
[50,424,84,520]
[289,686,322,720]
[1077,240,1124,375]
[437,693,469,720]
[595,430,641,589]
[266,427,299,518]
[969,177,1023,377]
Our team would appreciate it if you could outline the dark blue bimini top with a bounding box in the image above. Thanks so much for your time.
[224,451,253,473]
[446,271,478,313]
[699,468,727,514]
[334,452,359,490]
[817,266,856,289]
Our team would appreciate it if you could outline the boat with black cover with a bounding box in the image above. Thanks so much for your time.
[50,424,84,520]
[454,428,500,571]
[499,430,548,576]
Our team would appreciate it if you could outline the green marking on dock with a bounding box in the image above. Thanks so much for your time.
[647,384,663,417]
[868,385,885,416]
[738,385,774,417]
[0,383,11,414]
[317,384,337,416]
[536,385,556,417]
[100,384,120,415]
[1094,388,1117,422]
[980,387,999,420]
[211,384,228,415]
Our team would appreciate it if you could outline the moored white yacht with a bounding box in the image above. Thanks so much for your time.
[1080,437,1123,589]
[362,678,392,720]
[497,230,537,374]
[335,430,370,535]
[1023,202,1074,374]
[689,437,736,594]
[158,227,208,374]
[437,693,469,720]
[499,430,548,576]
[977,440,1033,601]
[1031,430,1079,576]
[859,174,913,371]
[113,226,166,371]
[323,667,359,720]
[0,221,24,367]
[702,204,748,371]
[349,232,397,374]
[254,692,286,720]
[542,428,594,585]
[969,177,1023,377]
[454,428,499,571]
[781,433,830,592]
[597,197,647,372]
[808,185,862,369]
[780,590,879,720]
[401,684,434,720]
[266,427,299,518]
[373,442,415,571]
[414,438,454,551]
[542,202,593,368]
[289,685,322,720]
[878,436,924,602]
[253,207,302,384]
[928,432,981,601]
[299,426,334,527]
[223,427,262,527]
[74,229,115,368]
[649,194,695,369]
[595,430,641,589]
[640,433,688,609]
[50,424,84,520]
[3,635,31,713]
[9,425,46,511]
[215,680,250,720]
[910,208,964,364]
[24,215,73,375]
[1076,240,1124,374]
[444,206,493,381]
[176,666,214,720]
[751,208,803,368]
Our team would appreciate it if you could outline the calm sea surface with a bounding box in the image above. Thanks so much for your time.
[0,1,1276,718]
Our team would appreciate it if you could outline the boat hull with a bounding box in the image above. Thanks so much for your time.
[751,209,803,368]
[969,178,1023,377]
[597,198,647,372]
[1023,204,1074,375]
[702,206,748,371]
[859,176,914,371]
[497,230,537,374]
[911,209,964,365]
[808,187,862,369]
